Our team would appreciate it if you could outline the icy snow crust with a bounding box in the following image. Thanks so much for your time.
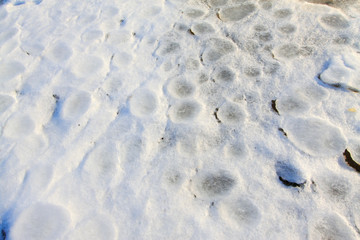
[0,0,360,239]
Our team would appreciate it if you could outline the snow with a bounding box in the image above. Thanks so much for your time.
[0,0,360,239]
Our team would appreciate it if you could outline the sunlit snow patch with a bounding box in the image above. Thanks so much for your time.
[283,117,346,157]
[320,53,360,92]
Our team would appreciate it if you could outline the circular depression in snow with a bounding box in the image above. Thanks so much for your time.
[3,114,35,138]
[192,171,236,199]
[68,214,116,240]
[129,89,158,118]
[217,102,246,125]
[62,91,91,120]
[284,118,346,157]
[0,61,25,82]
[169,100,201,123]
[10,203,71,240]
[220,197,261,227]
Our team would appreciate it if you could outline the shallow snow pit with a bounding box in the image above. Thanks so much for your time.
[14,134,48,160]
[276,95,310,116]
[102,75,123,95]
[208,38,236,53]
[273,44,300,59]
[310,213,357,240]
[232,0,248,3]
[320,14,350,29]
[202,38,236,63]
[217,102,246,125]
[0,61,25,82]
[81,29,103,43]
[101,6,119,17]
[112,51,133,68]
[207,0,228,7]
[193,171,236,198]
[254,24,267,32]
[0,28,18,45]
[83,144,119,182]
[274,9,292,19]
[167,78,196,98]
[317,173,351,201]
[72,55,104,77]
[141,6,162,17]
[158,41,181,56]
[256,32,273,42]
[244,67,261,77]
[218,4,256,22]
[129,89,158,118]
[10,203,71,240]
[21,42,44,57]
[185,58,200,71]
[352,194,360,229]
[260,1,272,10]
[213,66,236,84]
[47,42,72,63]
[220,197,261,227]
[68,214,116,240]
[3,114,35,138]
[0,8,7,21]
[163,169,183,186]
[184,9,205,18]
[279,24,296,34]
[190,22,215,35]
[304,0,357,6]
[224,142,248,159]
[61,91,91,120]
[275,162,306,188]
[283,117,346,157]
[177,138,197,156]
[106,31,131,44]
[333,35,351,45]
[0,95,14,115]
[298,84,329,101]
[169,100,201,123]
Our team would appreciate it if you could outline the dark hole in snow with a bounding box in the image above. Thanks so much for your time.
[278,128,287,137]
[271,100,279,115]
[343,149,360,173]
[214,108,221,123]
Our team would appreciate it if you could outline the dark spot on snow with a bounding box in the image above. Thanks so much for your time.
[200,173,236,196]
[278,128,287,137]
[271,100,279,115]
[188,29,195,36]
[1,229,6,240]
[343,149,360,173]
[214,108,221,123]
[348,87,360,93]
[52,94,60,101]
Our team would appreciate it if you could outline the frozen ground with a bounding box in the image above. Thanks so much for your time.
[0,0,360,239]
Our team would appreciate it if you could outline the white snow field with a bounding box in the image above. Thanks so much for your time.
[0,0,360,239]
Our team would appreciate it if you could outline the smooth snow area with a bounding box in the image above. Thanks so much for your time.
[0,0,360,239]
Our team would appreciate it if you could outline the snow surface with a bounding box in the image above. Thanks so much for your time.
[0,0,360,239]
